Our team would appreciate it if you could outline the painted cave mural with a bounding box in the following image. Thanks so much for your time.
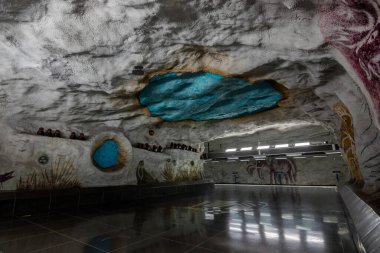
[139,72,282,121]
[246,158,297,185]
[137,158,204,185]
[0,171,14,189]
[93,139,120,170]
[136,160,159,185]
[334,101,364,186]
[17,157,80,190]
[320,0,380,126]
[90,133,132,174]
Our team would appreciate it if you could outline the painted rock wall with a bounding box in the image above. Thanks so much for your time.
[0,127,204,191]
[204,155,348,185]
[0,0,379,194]
[320,0,380,128]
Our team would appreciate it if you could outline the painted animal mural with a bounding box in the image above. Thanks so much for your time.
[320,0,380,126]
[135,160,158,185]
[246,158,297,185]
[0,171,15,189]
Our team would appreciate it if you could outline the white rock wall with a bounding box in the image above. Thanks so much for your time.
[205,155,349,185]
[0,0,379,193]
[0,126,204,190]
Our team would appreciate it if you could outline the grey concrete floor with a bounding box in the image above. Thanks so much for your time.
[0,185,357,253]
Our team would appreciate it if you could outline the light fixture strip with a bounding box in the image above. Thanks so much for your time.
[275,144,289,148]
[240,147,253,151]
[257,145,270,150]
[225,148,237,152]
[294,142,310,147]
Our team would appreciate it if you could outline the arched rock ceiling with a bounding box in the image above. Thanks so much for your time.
[0,0,380,191]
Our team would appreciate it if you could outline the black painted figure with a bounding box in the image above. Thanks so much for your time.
[37,127,44,136]
[70,132,77,139]
[53,130,61,137]
[158,145,163,152]
[170,142,174,148]
[46,129,53,137]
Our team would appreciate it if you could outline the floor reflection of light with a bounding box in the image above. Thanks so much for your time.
[229,227,243,232]
[246,229,258,234]
[265,232,279,239]
[260,221,272,226]
[281,214,294,220]
[264,226,278,233]
[246,223,259,229]
[296,225,311,231]
[261,212,271,217]
[205,213,214,220]
[229,222,242,226]
[285,234,300,241]
[307,232,325,245]
[284,229,301,242]
[323,215,338,223]
[338,227,349,235]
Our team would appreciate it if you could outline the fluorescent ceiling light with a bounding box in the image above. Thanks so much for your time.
[255,158,266,161]
[228,157,238,159]
[257,145,270,150]
[313,155,327,158]
[295,142,310,147]
[287,153,302,157]
[326,151,341,155]
[275,144,289,148]
[254,155,266,159]
[293,157,306,159]
[240,147,252,151]
[225,148,237,152]
[275,157,287,160]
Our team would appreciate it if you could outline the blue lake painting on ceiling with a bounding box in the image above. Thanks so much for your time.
[139,72,283,121]
[93,140,120,170]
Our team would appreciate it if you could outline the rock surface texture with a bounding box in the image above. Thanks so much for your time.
[0,0,379,193]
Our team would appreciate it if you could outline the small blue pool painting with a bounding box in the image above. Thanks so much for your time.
[93,140,119,169]
[139,72,283,121]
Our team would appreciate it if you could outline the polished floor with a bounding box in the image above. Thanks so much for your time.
[0,185,357,253]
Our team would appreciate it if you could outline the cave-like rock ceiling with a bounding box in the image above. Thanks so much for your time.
[0,0,380,192]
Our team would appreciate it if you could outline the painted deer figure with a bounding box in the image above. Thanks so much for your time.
[246,158,297,185]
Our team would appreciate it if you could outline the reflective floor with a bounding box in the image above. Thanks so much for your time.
[0,185,357,253]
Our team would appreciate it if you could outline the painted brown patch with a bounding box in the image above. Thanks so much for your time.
[334,101,364,186]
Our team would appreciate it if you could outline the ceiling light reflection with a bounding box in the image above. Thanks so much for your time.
[229,227,242,232]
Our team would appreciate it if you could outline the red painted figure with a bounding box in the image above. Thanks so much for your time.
[37,127,44,136]
[79,133,85,140]
[54,130,61,137]
[46,129,53,137]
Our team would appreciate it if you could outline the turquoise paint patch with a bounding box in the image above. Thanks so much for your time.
[139,72,282,121]
[93,140,119,169]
